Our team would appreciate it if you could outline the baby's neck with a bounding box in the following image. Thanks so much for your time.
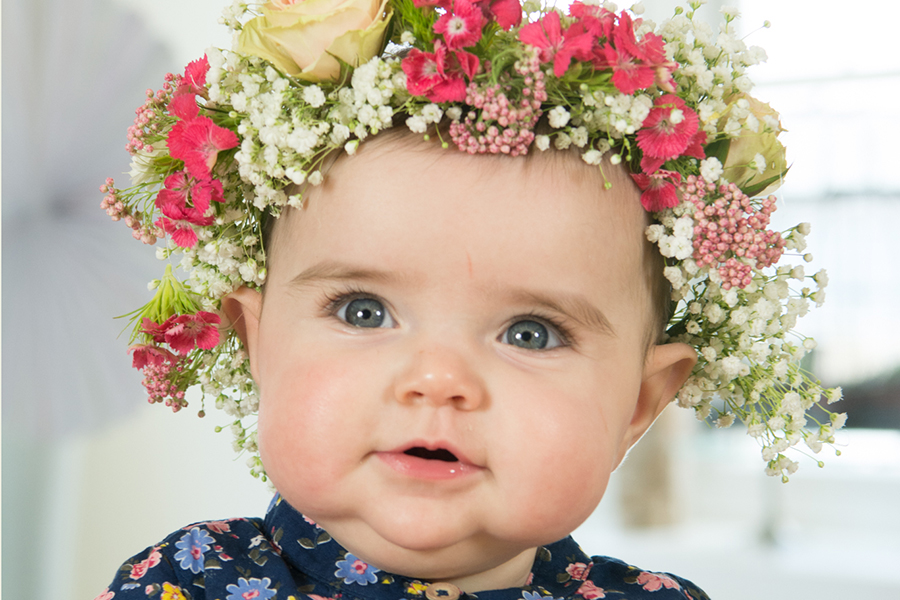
[435,547,536,593]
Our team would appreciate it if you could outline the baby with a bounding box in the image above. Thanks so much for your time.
[101,128,704,600]
[98,1,842,598]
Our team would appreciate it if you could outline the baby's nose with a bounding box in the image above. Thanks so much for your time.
[392,346,487,410]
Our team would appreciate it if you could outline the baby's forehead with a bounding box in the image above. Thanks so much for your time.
[274,135,647,245]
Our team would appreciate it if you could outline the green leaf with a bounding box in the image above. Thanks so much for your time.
[704,138,731,164]
[298,537,316,549]
[740,165,790,198]
[317,531,332,544]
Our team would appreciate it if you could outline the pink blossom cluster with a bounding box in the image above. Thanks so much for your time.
[126,72,182,155]
[129,311,222,410]
[99,178,161,245]
[449,54,547,155]
[683,175,786,290]
[155,56,238,249]
[130,344,188,411]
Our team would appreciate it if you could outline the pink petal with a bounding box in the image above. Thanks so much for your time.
[183,55,209,89]
[640,183,679,212]
[168,94,199,120]
[519,11,562,50]
[455,50,480,79]
[427,76,467,103]
[486,0,522,30]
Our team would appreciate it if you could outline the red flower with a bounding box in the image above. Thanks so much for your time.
[599,43,657,94]
[130,343,177,369]
[631,170,682,212]
[568,2,615,38]
[636,94,700,160]
[402,41,473,103]
[434,0,486,49]
[156,171,225,217]
[155,212,209,248]
[168,116,239,180]
[477,0,522,30]
[176,55,209,97]
[519,11,594,77]
[164,311,221,355]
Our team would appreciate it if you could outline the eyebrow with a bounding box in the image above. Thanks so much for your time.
[507,289,616,337]
[288,261,402,288]
[287,261,615,336]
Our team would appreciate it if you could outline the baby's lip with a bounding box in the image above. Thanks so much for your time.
[387,440,479,467]
[376,440,483,480]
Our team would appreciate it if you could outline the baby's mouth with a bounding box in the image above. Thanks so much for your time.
[403,447,459,462]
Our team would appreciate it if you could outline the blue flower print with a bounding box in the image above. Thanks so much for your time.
[523,592,561,600]
[226,577,277,600]
[335,553,379,585]
[174,527,215,574]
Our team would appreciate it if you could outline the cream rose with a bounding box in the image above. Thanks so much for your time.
[720,94,788,196]
[237,0,391,82]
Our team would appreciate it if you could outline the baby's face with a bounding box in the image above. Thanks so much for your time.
[228,139,693,590]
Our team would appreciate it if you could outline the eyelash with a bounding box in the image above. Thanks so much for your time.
[320,287,575,348]
[321,286,383,319]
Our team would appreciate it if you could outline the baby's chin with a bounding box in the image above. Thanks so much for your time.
[316,511,539,584]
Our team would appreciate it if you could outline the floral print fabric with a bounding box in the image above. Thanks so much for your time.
[98,495,710,600]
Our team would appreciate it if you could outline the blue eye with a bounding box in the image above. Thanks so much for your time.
[505,319,563,350]
[337,297,395,328]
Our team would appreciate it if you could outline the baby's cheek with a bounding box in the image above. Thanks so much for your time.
[257,358,361,475]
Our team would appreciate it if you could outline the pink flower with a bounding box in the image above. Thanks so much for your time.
[568,2,615,38]
[576,581,606,599]
[205,520,233,534]
[168,93,200,121]
[518,11,594,77]
[164,311,222,355]
[434,0,486,49]
[156,171,225,218]
[631,169,682,212]
[599,43,656,94]
[416,0,521,29]
[138,317,176,344]
[636,571,681,592]
[176,55,209,97]
[636,95,700,160]
[167,116,239,180]
[566,562,591,581]
[130,344,175,369]
[93,588,115,600]
[128,549,161,580]
[402,41,473,102]
[155,216,202,248]
[477,0,522,29]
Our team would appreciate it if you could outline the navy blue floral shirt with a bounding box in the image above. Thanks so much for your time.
[98,495,710,600]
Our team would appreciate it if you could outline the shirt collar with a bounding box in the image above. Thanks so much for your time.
[264,495,593,600]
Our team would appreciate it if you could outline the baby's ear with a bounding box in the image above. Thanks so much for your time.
[222,286,264,377]
[616,343,697,466]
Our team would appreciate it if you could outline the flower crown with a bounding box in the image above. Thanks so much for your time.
[103,0,844,482]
